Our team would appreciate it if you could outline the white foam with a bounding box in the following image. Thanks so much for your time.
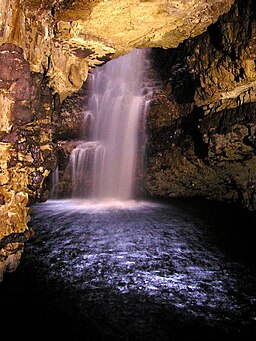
[37,199,164,213]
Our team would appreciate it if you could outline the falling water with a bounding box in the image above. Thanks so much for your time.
[70,49,152,200]
[50,166,59,199]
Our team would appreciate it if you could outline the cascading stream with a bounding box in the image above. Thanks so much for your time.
[70,49,152,201]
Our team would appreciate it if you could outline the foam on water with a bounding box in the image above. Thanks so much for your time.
[41,199,165,214]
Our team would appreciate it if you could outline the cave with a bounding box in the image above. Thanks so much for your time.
[0,0,256,339]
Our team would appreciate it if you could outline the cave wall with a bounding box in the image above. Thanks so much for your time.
[2,0,256,280]
[145,0,256,211]
[0,42,58,280]
[1,0,234,101]
[0,0,238,280]
[0,0,235,280]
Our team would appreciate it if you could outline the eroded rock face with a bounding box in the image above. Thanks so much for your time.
[145,0,256,211]
[0,0,236,280]
[145,94,256,210]
[50,0,234,99]
[0,0,235,101]
[0,43,58,280]
[186,0,256,112]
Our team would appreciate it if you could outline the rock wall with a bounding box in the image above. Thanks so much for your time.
[0,42,58,280]
[0,0,236,280]
[1,0,234,101]
[145,0,256,211]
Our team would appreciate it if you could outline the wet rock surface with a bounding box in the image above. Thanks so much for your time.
[145,96,256,210]
[145,0,256,210]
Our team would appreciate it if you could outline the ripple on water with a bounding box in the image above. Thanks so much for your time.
[28,199,256,337]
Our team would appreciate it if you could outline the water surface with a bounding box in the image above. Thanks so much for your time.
[1,198,256,340]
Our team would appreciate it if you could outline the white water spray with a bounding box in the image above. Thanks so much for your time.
[70,49,152,201]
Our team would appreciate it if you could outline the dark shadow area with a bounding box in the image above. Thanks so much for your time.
[168,197,256,265]
[150,47,195,105]
[0,262,254,340]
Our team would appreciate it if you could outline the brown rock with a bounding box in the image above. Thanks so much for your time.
[12,103,33,124]
[0,47,29,83]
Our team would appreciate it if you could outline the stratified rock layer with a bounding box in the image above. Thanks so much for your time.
[145,0,256,211]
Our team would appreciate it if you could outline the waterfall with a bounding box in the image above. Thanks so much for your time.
[50,166,59,199]
[70,48,152,201]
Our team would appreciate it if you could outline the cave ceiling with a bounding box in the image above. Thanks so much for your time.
[0,0,235,100]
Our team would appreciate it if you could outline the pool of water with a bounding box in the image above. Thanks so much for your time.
[1,198,256,340]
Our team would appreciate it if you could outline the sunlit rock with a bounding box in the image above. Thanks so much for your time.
[0,0,235,100]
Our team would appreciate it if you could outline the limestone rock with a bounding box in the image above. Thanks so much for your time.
[0,0,235,100]
[2,0,250,281]
[0,42,58,281]
[145,45,256,211]
[185,0,256,111]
